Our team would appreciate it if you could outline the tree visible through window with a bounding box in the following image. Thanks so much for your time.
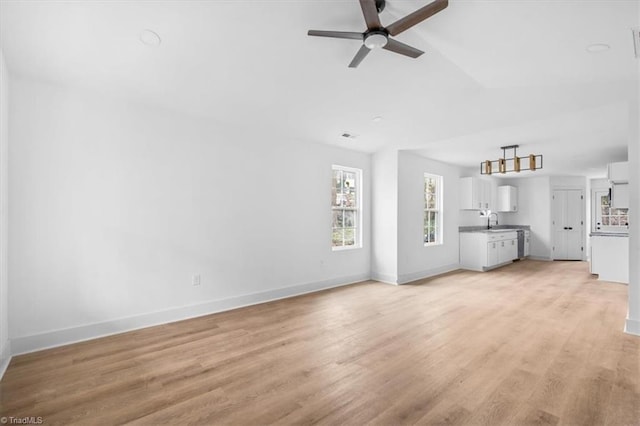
[332,166,361,249]
[424,173,443,245]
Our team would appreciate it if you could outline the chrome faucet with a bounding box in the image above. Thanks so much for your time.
[487,212,499,229]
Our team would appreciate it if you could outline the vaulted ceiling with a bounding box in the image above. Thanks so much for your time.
[1,0,638,176]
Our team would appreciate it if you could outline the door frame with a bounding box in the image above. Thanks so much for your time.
[551,186,586,261]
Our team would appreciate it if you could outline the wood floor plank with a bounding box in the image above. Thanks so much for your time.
[1,260,638,425]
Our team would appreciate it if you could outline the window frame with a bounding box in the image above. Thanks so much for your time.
[331,165,363,251]
[424,173,443,246]
[594,190,628,233]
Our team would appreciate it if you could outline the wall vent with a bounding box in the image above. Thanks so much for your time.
[341,132,359,139]
[633,28,640,59]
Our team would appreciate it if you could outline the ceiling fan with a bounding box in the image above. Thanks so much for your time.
[308,0,448,68]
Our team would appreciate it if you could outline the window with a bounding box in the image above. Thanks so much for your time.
[424,173,443,245]
[595,191,628,231]
[332,165,362,250]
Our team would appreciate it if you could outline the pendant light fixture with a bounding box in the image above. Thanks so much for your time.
[481,145,543,175]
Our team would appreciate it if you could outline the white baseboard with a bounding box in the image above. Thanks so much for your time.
[0,341,11,381]
[370,272,398,285]
[528,256,553,261]
[624,317,640,336]
[11,273,370,356]
[397,263,460,285]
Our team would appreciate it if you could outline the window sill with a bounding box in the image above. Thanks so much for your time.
[424,242,443,247]
[332,245,362,252]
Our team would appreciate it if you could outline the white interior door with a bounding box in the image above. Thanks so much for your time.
[552,189,584,260]
[553,190,568,259]
[565,190,583,259]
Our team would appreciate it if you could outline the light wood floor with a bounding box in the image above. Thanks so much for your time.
[1,260,638,425]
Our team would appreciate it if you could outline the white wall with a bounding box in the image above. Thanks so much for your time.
[500,176,552,259]
[397,151,460,283]
[9,77,372,352]
[626,41,640,335]
[371,149,398,283]
[458,210,486,227]
[0,50,10,371]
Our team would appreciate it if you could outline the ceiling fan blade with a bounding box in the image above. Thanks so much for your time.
[349,45,371,68]
[359,0,382,30]
[383,38,424,58]
[307,30,364,40]
[386,0,448,36]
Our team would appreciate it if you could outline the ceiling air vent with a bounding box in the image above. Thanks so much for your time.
[633,28,640,59]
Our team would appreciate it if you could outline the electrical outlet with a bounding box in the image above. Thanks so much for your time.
[192,274,201,286]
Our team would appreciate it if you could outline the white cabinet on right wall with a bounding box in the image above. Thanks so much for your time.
[607,161,628,183]
[611,183,629,209]
[497,185,517,212]
[607,161,629,209]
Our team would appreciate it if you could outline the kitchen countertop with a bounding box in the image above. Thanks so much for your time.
[459,225,530,233]
[590,232,629,237]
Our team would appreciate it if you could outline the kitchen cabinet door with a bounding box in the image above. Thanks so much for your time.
[611,184,629,209]
[607,162,628,183]
[508,238,518,260]
[487,242,499,266]
[498,240,509,262]
[497,185,517,212]
[460,177,492,210]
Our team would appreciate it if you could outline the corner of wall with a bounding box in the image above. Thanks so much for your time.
[371,149,399,283]
[625,37,640,336]
[0,340,11,380]
[0,48,11,380]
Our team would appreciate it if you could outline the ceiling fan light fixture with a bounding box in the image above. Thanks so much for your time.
[364,32,388,49]
[307,0,448,67]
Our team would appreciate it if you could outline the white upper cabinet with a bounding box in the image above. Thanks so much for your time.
[607,161,629,208]
[611,183,629,209]
[497,185,518,212]
[607,162,628,183]
[460,177,492,210]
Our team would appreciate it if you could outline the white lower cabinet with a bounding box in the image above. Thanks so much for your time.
[499,238,518,263]
[487,241,499,266]
[590,235,628,283]
[460,231,518,271]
